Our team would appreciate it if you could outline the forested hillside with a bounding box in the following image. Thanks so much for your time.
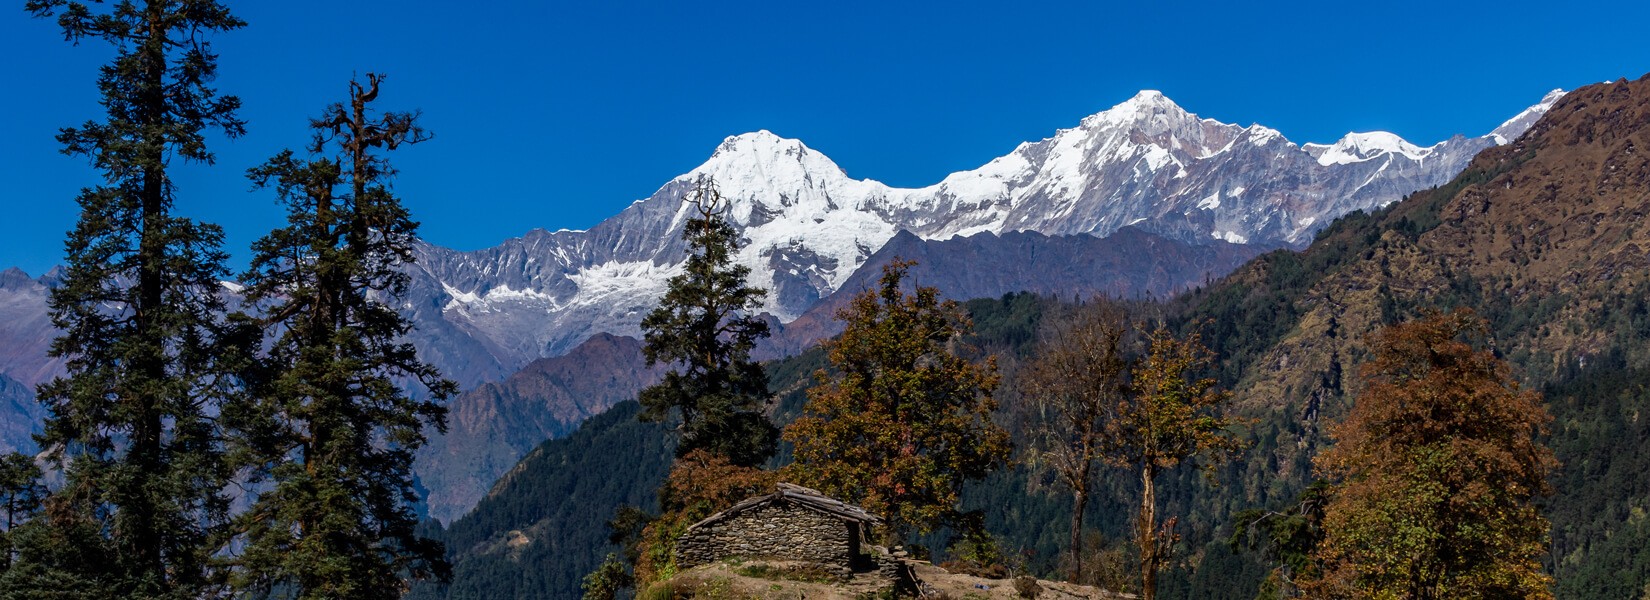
[1165,74,1650,598]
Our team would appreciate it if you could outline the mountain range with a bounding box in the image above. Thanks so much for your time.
[399,89,1563,522]
[0,88,1563,522]
[398,89,1564,387]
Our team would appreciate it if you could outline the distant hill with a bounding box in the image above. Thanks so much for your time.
[414,227,1269,523]
[416,333,665,524]
[1168,74,1650,598]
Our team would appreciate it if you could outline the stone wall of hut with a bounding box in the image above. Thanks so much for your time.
[675,502,858,573]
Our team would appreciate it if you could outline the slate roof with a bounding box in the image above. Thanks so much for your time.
[688,483,882,530]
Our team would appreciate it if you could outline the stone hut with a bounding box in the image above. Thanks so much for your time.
[675,483,883,576]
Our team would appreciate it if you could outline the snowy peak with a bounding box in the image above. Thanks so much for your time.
[710,130,809,160]
[690,130,860,211]
[1491,88,1567,144]
[1081,89,1201,135]
[703,130,839,176]
[1309,131,1432,166]
[0,268,33,290]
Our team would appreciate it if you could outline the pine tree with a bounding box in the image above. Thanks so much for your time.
[1018,299,1132,583]
[226,73,455,599]
[22,1,244,596]
[637,177,776,467]
[0,453,46,572]
[1305,310,1556,599]
[784,259,1011,544]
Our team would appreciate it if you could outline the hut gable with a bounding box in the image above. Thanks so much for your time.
[675,483,882,575]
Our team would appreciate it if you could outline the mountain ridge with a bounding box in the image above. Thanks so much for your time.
[401,88,1563,383]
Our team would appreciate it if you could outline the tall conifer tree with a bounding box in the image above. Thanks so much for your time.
[637,177,776,467]
[227,74,454,599]
[23,1,244,596]
[0,452,46,572]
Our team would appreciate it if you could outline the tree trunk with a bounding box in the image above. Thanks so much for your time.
[1069,483,1088,583]
[1139,465,1157,600]
[130,2,170,586]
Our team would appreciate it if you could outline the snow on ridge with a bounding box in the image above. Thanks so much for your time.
[441,281,562,313]
[1312,131,1432,166]
[1499,89,1567,131]
[1490,89,1566,143]
[1198,191,1221,210]
[565,260,682,304]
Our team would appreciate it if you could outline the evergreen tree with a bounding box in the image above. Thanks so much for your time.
[784,259,1011,544]
[1305,310,1556,599]
[226,73,455,599]
[1229,480,1329,599]
[637,177,776,467]
[0,453,46,571]
[22,1,244,596]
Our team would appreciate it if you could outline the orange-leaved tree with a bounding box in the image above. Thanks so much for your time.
[631,449,778,584]
[783,259,1011,545]
[1103,325,1243,600]
[1306,309,1557,599]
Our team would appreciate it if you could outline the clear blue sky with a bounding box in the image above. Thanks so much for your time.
[3,0,1647,277]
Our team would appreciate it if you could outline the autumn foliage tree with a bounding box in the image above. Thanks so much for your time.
[784,259,1011,545]
[1105,326,1243,600]
[1018,299,1132,583]
[631,450,779,584]
[1305,309,1557,599]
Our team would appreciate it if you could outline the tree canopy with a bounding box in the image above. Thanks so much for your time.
[1104,325,1244,600]
[226,74,454,599]
[784,259,1011,544]
[1306,309,1557,599]
[1017,299,1132,582]
[637,177,776,467]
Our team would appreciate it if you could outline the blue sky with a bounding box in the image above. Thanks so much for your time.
[3,0,1647,276]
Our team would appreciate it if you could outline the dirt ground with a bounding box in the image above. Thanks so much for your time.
[659,559,1132,599]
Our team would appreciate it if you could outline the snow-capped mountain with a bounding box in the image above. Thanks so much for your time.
[0,87,1571,509]
[404,89,1564,378]
[0,89,1568,443]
